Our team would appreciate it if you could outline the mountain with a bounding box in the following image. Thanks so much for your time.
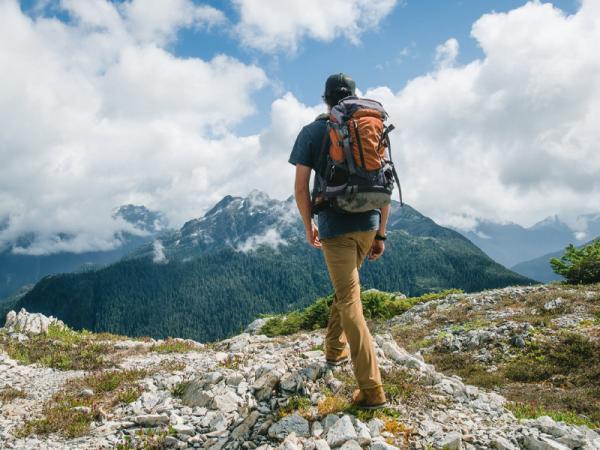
[454,216,576,268]
[511,237,600,283]
[0,205,168,299]
[6,191,533,342]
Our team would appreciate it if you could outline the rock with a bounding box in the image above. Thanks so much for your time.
[543,298,564,311]
[312,421,324,438]
[438,431,462,450]
[522,435,571,450]
[353,419,371,445]
[253,372,281,402]
[245,318,268,335]
[370,442,400,450]
[326,415,357,448]
[212,390,242,413]
[367,418,384,437]
[338,440,361,450]
[171,424,195,435]
[279,432,301,450]
[268,413,310,440]
[72,406,92,414]
[376,335,429,371]
[80,388,94,397]
[231,411,260,441]
[510,335,526,348]
[493,437,518,450]
[132,414,170,427]
[313,439,331,450]
[3,308,64,335]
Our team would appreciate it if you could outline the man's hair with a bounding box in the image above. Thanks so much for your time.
[323,73,356,107]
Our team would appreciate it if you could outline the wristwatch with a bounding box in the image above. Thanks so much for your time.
[375,233,387,241]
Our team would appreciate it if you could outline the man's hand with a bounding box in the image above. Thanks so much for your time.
[306,222,322,249]
[368,239,385,260]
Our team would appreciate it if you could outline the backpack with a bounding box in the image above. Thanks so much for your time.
[312,96,403,215]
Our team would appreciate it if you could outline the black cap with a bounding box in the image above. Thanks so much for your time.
[323,73,356,105]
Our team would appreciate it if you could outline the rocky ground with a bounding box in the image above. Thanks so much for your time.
[0,284,599,450]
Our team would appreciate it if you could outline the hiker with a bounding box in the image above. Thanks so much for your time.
[289,73,401,409]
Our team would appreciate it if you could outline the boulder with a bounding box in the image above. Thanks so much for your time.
[3,308,64,335]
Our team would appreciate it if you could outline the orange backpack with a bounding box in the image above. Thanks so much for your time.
[312,96,402,214]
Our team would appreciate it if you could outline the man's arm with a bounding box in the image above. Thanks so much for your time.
[368,203,390,260]
[294,164,321,249]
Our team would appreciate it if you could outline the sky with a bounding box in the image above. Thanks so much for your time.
[1,0,599,255]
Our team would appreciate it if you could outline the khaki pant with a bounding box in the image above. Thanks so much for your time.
[321,230,382,389]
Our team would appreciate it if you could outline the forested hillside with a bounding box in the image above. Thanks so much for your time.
[7,194,533,341]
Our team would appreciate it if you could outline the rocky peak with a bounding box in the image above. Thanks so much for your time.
[113,204,169,233]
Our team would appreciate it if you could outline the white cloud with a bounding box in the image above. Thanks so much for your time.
[434,38,459,69]
[363,0,600,228]
[237,228,287,253]
[233,0,399,52]
[0,0,266,255]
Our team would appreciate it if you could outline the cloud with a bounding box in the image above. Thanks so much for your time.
[236,228,287,253]
[3,0,600,257]
[362,0,600,228]
[434,38,459,69]
[0,0,266,255]
[232,0,399,53]
[152,240,167,263]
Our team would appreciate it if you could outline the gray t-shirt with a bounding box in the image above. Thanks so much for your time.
[288,117,380,240]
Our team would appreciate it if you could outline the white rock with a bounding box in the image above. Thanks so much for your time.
[438,431,462,450]
[370,441,400,450]
[268,413,310,440]
[3,308,64,335]
[353,419,371,446]
[313,439,331,450]
[326,415,357,448]
[132,414,170,427]
[493,437,519,450]
[338,440,361,450]
[367,418,385,437]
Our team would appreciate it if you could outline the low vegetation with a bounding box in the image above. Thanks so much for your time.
[0,386,27,403]
[17,369,148,438]
[261,289,462,337]
[151,338,198,353]
[0,324,118,370]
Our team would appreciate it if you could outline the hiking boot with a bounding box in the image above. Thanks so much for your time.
[325,347,350,367]
[351,386,388,410]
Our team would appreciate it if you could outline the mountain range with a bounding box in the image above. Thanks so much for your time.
[453,213,600,269]
[3,191,532,342]
[0,205,168,299]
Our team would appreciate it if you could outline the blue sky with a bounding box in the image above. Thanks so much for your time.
[179,0,579,133]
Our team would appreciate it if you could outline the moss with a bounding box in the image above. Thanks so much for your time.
[115,428,169,450]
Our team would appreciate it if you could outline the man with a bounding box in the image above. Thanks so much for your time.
[288,73,389,409]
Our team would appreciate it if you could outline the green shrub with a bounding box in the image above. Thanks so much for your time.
[551,239,600,284]
[260,289,462,337]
